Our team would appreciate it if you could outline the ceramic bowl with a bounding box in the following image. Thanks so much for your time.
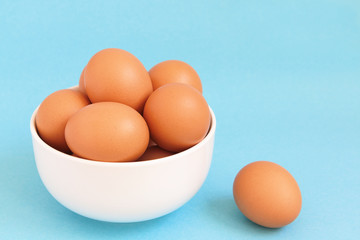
[30,102,216,222]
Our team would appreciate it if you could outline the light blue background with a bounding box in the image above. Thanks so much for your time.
[1,0,359,239]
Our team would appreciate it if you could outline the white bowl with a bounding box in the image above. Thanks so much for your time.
[30,104,216,222]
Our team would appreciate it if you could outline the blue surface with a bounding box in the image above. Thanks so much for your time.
[1,0,359,239]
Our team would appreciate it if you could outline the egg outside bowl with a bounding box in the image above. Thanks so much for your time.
[30,104,216,222]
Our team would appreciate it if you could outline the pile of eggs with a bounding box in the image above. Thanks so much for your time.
[36,48,210,162]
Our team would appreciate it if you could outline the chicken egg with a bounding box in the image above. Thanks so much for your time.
[143,83,210,152]
[84,48,153,112]
[137,146,173,161]
[65,102,149,162]
[149,60,202,93]
[35,89,90,153]
[233,161,302,228]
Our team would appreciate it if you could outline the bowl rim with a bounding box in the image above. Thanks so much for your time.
[30,99,216,167]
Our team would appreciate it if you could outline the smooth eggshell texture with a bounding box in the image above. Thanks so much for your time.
[143,83,210,152]
[35,89,90,153]
[137,146,173,161]
[233,161,302,228]
[78,67,86,95]
[149,60,202,93]
[65,102,149,162]
[84,48,153,112]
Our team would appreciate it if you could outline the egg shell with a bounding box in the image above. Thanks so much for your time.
[143,83,210,152]
[65,102,149,162]
[84,48,153,113]
[149,60,202,93]
[233,161,302,228]
[137,146,173,161]
[35,89,90,153]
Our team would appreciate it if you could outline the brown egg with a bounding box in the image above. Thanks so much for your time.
[137,146,173,161]
[78,66,86,95]
[36,89,90,153]
[233,161,302,228]
[149,60,202,93]
[65,102,149,162]
[84,48,153,112]
[143,83,210,152]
